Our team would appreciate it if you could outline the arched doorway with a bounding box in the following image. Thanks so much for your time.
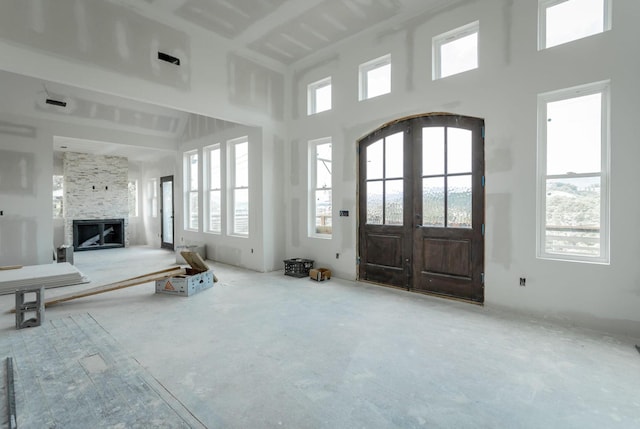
[358,113,485,303]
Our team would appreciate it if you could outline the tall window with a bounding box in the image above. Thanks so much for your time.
[359,54,391,101]
[230,138,249,236]
[128,180,138,217]
[309,138,332,237]
[205,144,222,234]
[53,175,63,218]
[184,150,199,231]
[149,178,158,218]
[539,0,611,50]
[537,81,609,263]
[433,21,479,80]
[307,77,332,115]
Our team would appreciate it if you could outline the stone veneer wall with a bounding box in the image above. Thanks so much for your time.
[63,152,129,247]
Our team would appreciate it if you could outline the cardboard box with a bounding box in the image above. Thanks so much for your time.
[309,268,331,281]
[155,269,214,297]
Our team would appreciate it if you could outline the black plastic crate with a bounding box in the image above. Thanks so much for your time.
[284,258,314,278]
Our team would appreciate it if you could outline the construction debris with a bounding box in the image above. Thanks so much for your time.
[0,263,86,295]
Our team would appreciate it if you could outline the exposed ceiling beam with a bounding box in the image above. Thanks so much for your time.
[234,0,326,44]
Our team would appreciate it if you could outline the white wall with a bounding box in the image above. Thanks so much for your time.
[0,114,53,265]
[178,125,269,271]
[285,0,640,336]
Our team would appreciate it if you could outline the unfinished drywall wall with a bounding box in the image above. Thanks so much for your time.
[178,124,270,271]
[0,116,52,266]
[0,1,284,128]
[285,0,640,336]
[0,0,189,90]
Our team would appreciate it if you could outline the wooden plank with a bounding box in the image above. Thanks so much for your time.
[41,267,185,308]
[180,251,209,273]
[0,265,22,271]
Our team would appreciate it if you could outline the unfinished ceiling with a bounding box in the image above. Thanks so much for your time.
[140,0,442,65]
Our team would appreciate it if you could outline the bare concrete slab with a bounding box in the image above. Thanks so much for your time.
[0,313,205,429]
[0,247,639,428]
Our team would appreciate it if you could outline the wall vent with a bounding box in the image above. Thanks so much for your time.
[46,98,67,107]
[157,52,180,66]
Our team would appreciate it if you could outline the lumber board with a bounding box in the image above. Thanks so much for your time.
[181,251,209,273]
[42,266,185,308]
[0,265,22,271]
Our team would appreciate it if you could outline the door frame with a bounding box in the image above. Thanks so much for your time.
[160,175,174,250]
[357,113,485,303]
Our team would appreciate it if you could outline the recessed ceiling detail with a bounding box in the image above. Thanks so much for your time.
[248,0,402,64]
[176,0,288,39]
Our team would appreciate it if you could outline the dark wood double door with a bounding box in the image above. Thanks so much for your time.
[358,114,485,303]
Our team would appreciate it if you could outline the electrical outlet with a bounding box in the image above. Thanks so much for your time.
[519,277,526,287]
[251,248,254,253]
[336,253,339,259]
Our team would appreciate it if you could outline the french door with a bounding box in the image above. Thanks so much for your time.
[160,175,174,250]
[358,114,485,303]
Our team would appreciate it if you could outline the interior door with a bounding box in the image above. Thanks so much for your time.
[160,175,174,250]
[358,113,485,303]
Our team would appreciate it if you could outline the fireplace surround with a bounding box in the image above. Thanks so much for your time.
[73,219,125,251]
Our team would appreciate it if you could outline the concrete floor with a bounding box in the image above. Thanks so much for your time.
[1,246,639,428]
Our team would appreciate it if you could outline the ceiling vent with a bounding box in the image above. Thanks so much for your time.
[46,98,67,107]
[157,52,180,66]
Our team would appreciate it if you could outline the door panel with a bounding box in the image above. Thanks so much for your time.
[422,238,471,278]
[358,113,484,303]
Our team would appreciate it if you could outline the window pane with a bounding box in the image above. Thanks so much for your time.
[315,189,332,234]
[367,139,383,180]
[162,180,173,243]
[366,63,391,98]
[440,31,478,78]
[53,175,63,218]
[208,190,221,233]
[447,175,472,228]
[210,148,220,189]
[447,127,472,174]
[546,0,605,48]
[128,181,138,217]
[189,191,198,230]
[316,143,332,188]
[385,179,403,225]
[234,188,249,234]
[423,177,445,227]
[385,132,403,178]
[189,154,198,190]
[367,181,383,224]
[235,142,248,187]
[423,127,445,175]
[547,93,601,175]
[315,83,332,113]
[545,176,600,257]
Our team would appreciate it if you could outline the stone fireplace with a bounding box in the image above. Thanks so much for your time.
[63,152,130,248]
